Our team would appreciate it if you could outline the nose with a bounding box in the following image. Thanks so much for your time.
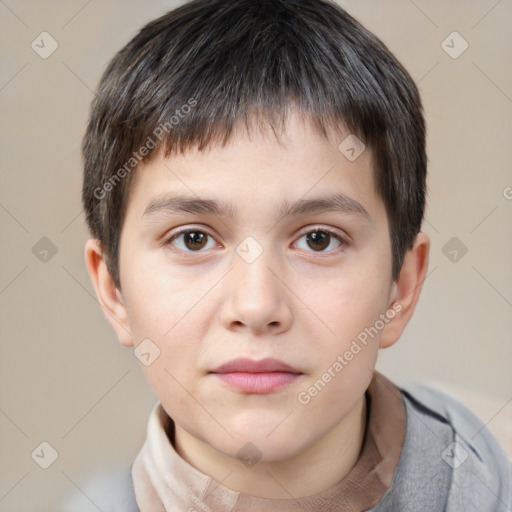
[219,246,293,336]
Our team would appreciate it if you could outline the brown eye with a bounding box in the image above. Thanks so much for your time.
[295,229,345,253]
[306,231,330,251]
[183,231,207,250]
[168,230,216,252]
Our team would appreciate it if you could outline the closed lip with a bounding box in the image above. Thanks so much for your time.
[210,357,302,374]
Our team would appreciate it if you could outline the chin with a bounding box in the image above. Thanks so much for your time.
[217,420,311,464]
[228,408,295,438]
[215,435,307,465]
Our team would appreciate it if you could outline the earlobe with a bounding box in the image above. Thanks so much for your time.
[84,239,134,347]
[379,232,430,349]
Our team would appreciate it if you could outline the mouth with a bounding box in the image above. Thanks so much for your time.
[209,357,303,394]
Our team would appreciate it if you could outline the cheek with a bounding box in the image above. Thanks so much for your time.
[296,275,385,416]
[303,266,391,343]
[122,251,204,337]
[121,266,204,391]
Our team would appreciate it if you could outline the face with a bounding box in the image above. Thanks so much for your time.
[114,113,399,464]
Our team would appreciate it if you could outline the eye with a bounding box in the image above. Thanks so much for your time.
[165,227,347,255]
[294,228,346,253]
[167,229,218,252]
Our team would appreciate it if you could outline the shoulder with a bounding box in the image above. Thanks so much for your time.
[369,380,512,512]
[104,465,139,512]
[401,381,511,474]
[60,465,139,512]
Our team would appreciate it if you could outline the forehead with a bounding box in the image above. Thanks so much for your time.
[125,111,384,225]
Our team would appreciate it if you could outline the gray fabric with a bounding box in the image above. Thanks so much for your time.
[110,384,512,511]
[106,465,140,512]
[368,383,512,511]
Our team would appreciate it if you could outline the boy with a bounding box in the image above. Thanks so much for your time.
[81,0,512,510]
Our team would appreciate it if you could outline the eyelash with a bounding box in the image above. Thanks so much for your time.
[164,226,348,256]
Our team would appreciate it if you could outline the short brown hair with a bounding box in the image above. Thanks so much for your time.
[82,0,427,290]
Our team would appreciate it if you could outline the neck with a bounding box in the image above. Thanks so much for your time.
[173,393,368,499]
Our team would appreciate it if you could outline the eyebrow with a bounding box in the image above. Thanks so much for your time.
[142,192,371,223]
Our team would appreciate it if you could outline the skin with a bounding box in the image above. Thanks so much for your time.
[85,111,430,500]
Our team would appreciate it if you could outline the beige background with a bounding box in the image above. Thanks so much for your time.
[1,0,511,510]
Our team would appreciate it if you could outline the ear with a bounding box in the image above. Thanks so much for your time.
[84,238,134,347]
[379,232,430,349]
